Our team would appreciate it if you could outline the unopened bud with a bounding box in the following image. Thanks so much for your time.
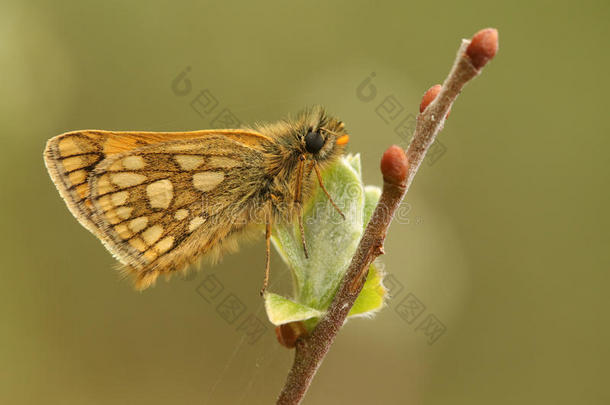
[380,145,408,185]
[275,322,308,349]
[466,28,499,70]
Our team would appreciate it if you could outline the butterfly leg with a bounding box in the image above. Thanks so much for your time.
[260,202,273,296]
[313,163,346,219]
[298,213,309,259]
[294,155,310,259]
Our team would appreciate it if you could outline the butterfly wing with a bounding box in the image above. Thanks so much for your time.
[44,130,273,289]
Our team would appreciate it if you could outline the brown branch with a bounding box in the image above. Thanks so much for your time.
[276,28,499,405]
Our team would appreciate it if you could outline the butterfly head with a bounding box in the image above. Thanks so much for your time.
[297,107,349,165]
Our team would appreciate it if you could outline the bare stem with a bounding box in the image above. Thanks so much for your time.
[276,29,498,405]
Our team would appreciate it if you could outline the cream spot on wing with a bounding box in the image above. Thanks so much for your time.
[68,169,87,185]
[193,172,224,192]
[97,195,112,211]
[142,224,163,245]
[75,183,89,200]
[114,224,132,239]
[111,191,129,206]
[58,137,80,157]
[108,159,123,171]
[174,209,189,221]
[146,179,174,209]
[110,172,146,188]
[208,156,240,168]
[129,216,148,233]
[143,250,158,261]
[97,175,114,194]
[188,216,205,233]
[122,155,146,170]
[105,209,120,224]
[129,237,147,252]
[62,156,84,171]
[154,236,174,254]
[175,155,204,170]
[116,206,133,220]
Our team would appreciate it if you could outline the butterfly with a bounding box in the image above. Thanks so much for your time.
[44,106,349,292]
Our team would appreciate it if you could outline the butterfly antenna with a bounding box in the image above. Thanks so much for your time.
[320,127,338,136]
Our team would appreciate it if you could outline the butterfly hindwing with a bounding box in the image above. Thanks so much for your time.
[89,136,271,289]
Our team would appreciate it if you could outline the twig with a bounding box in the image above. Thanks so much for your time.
[276,28,499,405]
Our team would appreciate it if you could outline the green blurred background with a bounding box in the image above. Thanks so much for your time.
[1,0,608,404]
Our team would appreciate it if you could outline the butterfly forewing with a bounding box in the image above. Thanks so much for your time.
[44,130,260,235]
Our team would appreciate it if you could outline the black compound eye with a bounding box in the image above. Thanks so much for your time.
[304,130,324,153]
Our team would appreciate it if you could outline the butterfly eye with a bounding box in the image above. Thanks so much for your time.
[304,130,324,153]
